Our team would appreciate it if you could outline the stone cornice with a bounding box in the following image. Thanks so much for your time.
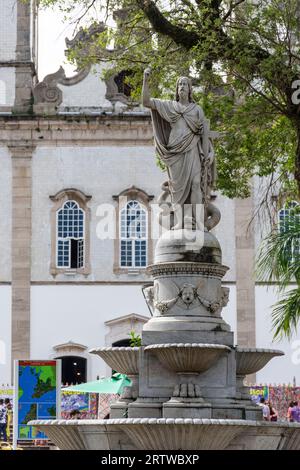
[0,61,35,69]
[147,262,229,279]
[8,143,36,157]
[53,341,88,353]
[105,313,149,326]
[0,115,153,146]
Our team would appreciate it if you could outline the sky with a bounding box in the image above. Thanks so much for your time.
[38,3,106,80]
[38,8,79,80]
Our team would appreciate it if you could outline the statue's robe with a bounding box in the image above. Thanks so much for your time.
[150,98,208,207]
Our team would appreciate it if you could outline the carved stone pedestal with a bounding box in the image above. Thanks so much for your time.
[128,398,164,419]
[163,400,212,419]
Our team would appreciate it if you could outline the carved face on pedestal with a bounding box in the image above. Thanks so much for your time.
[180,284,196,306]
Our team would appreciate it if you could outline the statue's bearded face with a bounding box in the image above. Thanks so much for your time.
[175,76,192,102]
[178,78,190,100]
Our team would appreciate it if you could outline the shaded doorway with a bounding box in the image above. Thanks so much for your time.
[57,355,87,384]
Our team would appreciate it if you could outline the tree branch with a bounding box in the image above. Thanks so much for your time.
[135,0,200,49]
[222,0,246,21]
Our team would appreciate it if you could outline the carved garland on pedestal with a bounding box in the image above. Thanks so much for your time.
[144,283,230,315]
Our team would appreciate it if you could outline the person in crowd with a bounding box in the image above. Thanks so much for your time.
[69,409,81,419]
[4,398,12,441]
[268,401,278,422]
[291,401,300,423]
[259,397,270,421]
[287,401,296,422]
[0,399,8,442]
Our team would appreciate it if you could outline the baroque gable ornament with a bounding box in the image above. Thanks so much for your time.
[33,66,66,112]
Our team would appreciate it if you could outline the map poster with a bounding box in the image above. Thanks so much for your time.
[13,360,61,446]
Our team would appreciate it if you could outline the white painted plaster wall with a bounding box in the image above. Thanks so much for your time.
[58,66,112,109]
[30,285,151,380]
[0,286,11,384]
[0,69,15,106]
[0,148,11,281]
[0,1,17,62]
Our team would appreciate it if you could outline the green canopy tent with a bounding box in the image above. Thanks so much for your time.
[62,373,131,395]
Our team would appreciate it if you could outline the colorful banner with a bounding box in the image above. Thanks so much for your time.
[249,385,269,404]
[0,387,13,401]
[61,391,89,413]
[61,391,98,419]
[14,360,61,442]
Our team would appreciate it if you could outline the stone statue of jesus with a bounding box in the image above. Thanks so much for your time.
[142,68,216,230]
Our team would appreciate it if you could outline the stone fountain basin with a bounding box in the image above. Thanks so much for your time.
[89,347,139,375]
[145,343,231,373]
[236,348,284,376]
[29,418,300,450]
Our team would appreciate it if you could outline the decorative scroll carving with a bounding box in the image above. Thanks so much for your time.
[33,66,66,106]
[58,67,91,87]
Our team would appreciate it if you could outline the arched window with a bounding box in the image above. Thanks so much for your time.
[57,200,85,268]
[57,355,87,385]
[50,189,91,276]
[278,201,300,260]
[120,200,147,268]
[53,341,89,385]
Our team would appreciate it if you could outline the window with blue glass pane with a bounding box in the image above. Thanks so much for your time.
[120,201,147,268]
[56,200,85,269]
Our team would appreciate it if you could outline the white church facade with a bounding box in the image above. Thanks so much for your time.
[0,0,299,386]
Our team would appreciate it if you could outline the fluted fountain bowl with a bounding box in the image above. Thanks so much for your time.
[89,347,139,375]
[145,343,231,373]
[29,418,300,450]
[236,348,284,376]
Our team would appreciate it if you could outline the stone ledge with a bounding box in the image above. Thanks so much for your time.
[147,262,229,278]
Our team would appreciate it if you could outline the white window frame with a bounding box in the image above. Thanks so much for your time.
[56,200,86,269]
[119,200,148,269]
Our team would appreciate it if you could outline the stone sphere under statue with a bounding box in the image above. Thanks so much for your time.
[155,229,222,264]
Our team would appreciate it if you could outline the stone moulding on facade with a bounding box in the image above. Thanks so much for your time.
[147,263,229,278]
[0,116,153,147]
